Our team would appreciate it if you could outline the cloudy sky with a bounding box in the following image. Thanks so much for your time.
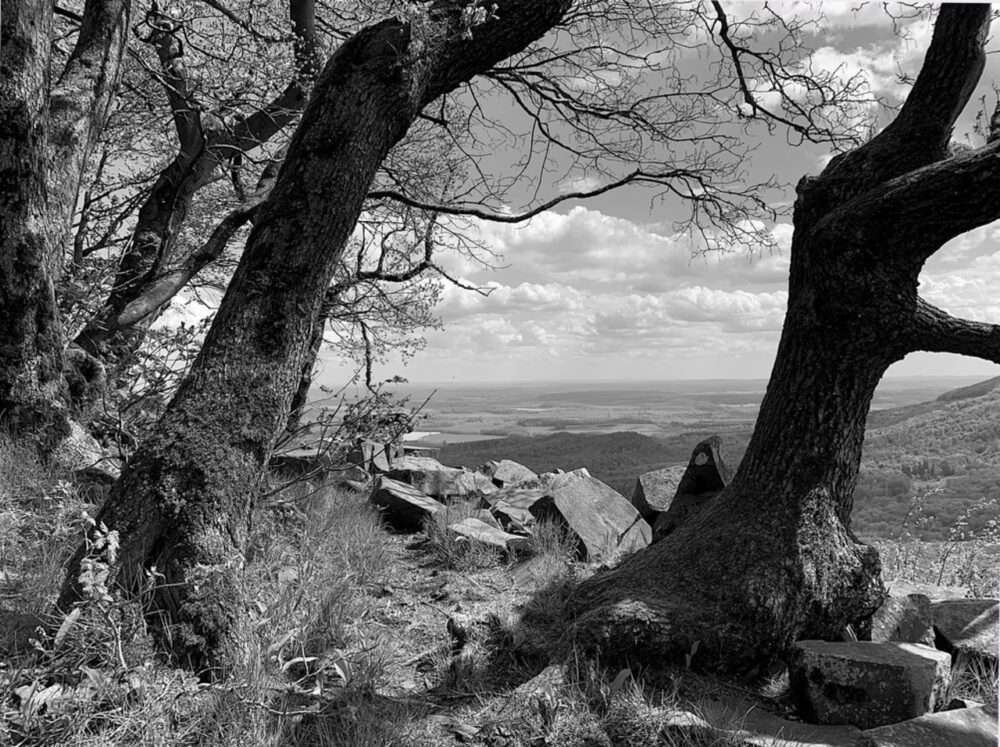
[311,2,1000,386]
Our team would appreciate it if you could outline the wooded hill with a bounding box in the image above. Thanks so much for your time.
[441,376,1000,540]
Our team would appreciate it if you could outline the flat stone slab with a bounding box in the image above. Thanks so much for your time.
[448,518,530,553]
[870,593,934,646]
[788,641,951,729]
[931,598,998,662]
[857,704,998,747]
[369,476,442,531]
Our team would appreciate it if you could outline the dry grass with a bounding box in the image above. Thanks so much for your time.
[3,435,995,746]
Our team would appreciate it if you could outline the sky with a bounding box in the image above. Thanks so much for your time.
[296,3,1000,386]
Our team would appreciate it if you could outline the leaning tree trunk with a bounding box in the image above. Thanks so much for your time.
[59,0,572,678]
[570,3,1000,673]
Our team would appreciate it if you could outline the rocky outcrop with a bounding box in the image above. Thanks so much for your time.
[788,641,951,729]
[652,435,731,540]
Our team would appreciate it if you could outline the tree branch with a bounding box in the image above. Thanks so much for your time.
[808,3,991,218]
[817,138,1000,262]
[909,298,1000,363]
[367,168,683,223]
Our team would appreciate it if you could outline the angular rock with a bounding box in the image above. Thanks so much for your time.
[484,459,538,488]
[653,435,731,539]
[369,476,441,531]
[388,456,497,501]
[448,518,530,553]
[869,594,935,646]
[490,487,548,533]
[788,641,951,729]
[528,471,650,561]
[931,598,998,665]
[857,704,997,747]
[630,464,686,522]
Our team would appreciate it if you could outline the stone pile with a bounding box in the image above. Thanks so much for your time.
[369,456,651,561]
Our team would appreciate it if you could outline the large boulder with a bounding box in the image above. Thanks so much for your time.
[869,593,935,646]
[857,704,998,747]
[930,598,998,666]
[629,464,686,522]
[481,459,539,488]
[492,472,650,561]
[388,456,497,501]
[652,435,731,540]
[369,476,442,531]
[788,641,951,729]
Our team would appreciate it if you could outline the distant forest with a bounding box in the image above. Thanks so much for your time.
[441,378,1000,542]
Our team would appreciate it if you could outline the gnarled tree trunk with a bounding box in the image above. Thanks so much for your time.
[571,3,1000,673]
[60,0,573,678]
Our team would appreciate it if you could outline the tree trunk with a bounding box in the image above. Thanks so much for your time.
[570,3,1000,673]
[0,0,65,440]
[1,0,129,437]
[59,0,572,678]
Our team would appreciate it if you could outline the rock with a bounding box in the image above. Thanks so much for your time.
[489,475,652,560]
[369,476,442,531]
[471,509,502,529]
[347,439,397,473]
[50,420,118,476]
[869,594,935,646]
[513,664,565,698]
[931,598,998,665]
[484,459,538,488]
[857,704,998,747]
[490,487,548,533]
[788,641,951,729]
[528,471,650,561]
[448,518,530,553]
[388,456,497,500]
[630,464,686,522]
[884,582,969,601]
[653,435,731,539]
[700,694,862,747]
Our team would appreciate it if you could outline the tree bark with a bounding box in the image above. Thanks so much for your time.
[60,0,573,678]
[570,3,1000,673]
[0,0,129,438]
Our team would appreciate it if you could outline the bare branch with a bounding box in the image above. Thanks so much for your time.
[368,168,688,223]
[910,298,1000,363]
